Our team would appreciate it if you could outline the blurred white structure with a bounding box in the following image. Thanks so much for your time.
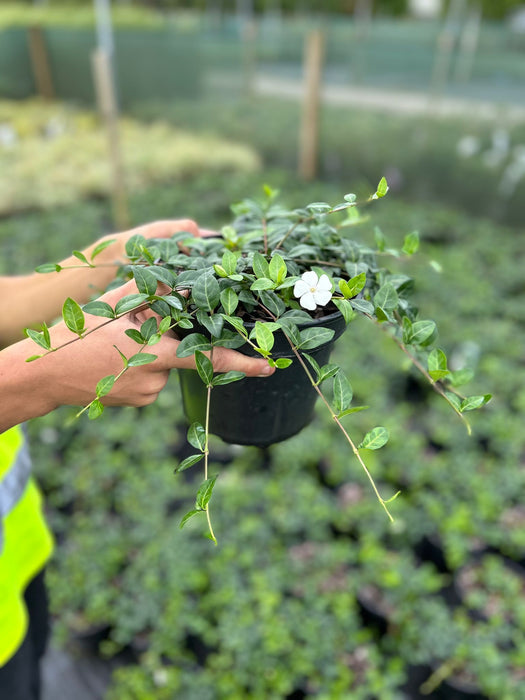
[408,0,443,19]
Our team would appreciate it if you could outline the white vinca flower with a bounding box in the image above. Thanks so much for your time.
[293,271,332,311]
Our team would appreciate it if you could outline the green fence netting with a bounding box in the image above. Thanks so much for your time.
[0,27,203,106]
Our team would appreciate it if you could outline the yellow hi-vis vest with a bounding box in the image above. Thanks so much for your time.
[0,425,54,666]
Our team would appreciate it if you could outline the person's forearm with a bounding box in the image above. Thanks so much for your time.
[0,234,124,347]
[0,338,58,432]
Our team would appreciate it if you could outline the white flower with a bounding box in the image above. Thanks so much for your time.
[293,271,332,311]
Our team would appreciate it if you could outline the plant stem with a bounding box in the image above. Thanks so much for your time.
[292,345,397,522]
[204,351,217,545]
[420,658,462,695]
[377,315,472,435]
[256,300,397,522]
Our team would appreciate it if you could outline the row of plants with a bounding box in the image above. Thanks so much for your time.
[6,167,521,697]
[131,96,525,229]
[0,99,259,215]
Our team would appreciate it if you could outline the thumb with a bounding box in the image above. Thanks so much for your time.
[211,347,276,378]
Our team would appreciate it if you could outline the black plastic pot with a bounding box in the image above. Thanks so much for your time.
[178,310,346,447]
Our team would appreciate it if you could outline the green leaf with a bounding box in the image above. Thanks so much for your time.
[344,271,366,295]
[90,238,115,261]
[374,283,398,312]
[195,350,214,386]
[255,321,275,353]
[114,293,149,316]
[62,297,85,335]
[374,227,386,252]
[259,290,286,318]
[359,427,389,450]
[298,327,335,350]
[460,394,492,412]
[212,371,246,386]
[213,264,228,278]
[125,234,146,259]
[304,353,321,380]
[277,318,301,346]
[133,267,158,296]
[338,406,369,418]
[196,311,224,339]
[375,306,389,322]
[306,201,332,214]
[252,252,270,279]
[344,193,356,203]
[192,273,220,312]
[159,316,171,334]
[96,375,115,398]
[333,370,353,413]
[274,358,292,369]
[35,262,62,273]
[140,317,158,340]
[176,333,212,358]
[449,368,475,387]
[180,509,201,529]
[374,176,389,199]
[127,353,157,367]
[88,399,105,420]
[24,328,51,350]
[250,278,275,291]
[445,391,462,411]
[221,250,238,276]
[175,454,204,473]
[332,298,355,324]
[318,363,340,384]
[187,422,206,451]
[72,250,91,266]
[428,348,450,381]
[222,315,248,337]
[25,355,42,363]
[269,254,287,285]
[402,231,420,256]
[220,287,239,316]
[125,328,145,344]
[83,300,116,319]
[408,320,437,346]
[196,475,218,510]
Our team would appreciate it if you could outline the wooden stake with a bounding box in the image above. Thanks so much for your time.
[28,25,55,99]
[298,29,324,181]
[91,48,129,230]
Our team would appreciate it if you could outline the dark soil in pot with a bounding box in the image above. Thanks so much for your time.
[178,309,347,447]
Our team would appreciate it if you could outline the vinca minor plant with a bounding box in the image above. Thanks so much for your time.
[26,178,491,543]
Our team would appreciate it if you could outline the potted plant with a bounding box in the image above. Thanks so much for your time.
[26,178,491,542]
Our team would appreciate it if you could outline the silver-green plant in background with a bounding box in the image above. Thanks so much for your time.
[25,178,491,543]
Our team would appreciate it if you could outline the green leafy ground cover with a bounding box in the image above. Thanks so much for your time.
[1,166,523,698]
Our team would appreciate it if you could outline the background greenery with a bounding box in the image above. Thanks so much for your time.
[1,4,524,694]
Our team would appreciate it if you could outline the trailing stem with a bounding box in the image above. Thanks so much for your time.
[204,349,217,545]
[290,344,398,522]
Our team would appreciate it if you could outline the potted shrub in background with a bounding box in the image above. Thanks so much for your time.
[26,178,490,542]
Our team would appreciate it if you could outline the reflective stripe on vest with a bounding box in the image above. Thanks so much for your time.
[0,436,32,553]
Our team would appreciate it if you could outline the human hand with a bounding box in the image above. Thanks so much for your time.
[97,219,217,265]
[22,280,274,414]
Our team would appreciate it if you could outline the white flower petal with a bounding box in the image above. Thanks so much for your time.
[301,270,319,287]
[313,289,332,307]
[299,292,317,310]
[317,274,332,292]
[293,279,310,298]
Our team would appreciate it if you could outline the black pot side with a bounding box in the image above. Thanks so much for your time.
[178,310,347,447]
